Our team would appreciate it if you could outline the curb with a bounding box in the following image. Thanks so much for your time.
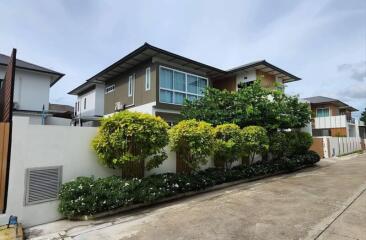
[69,164,316,221]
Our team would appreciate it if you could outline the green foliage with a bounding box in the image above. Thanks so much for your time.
[92,111,169,171]
[182,80,311,131]
[241,126,269,163]
[213,123,243,170]
[169,119,215,170]
[59,151,320,218]
[270,131,313,159]
[361,108,366,123]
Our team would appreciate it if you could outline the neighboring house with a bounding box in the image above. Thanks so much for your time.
[69,43,300,124]
[0,53,72,125]
[304,96,365,138]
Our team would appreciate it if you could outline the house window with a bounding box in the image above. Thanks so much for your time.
[105,84,115,94]
[159,66,208,105]
[0,78,3,88]
[84,98,86,110]
[128,74,134,97]
[145,67,151,91]
[316,108,330,117]
[77,101,80,112]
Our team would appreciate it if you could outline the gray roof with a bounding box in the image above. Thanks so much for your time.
[0,53,64,86]
[303,96,358,111]
[69,43,300,95]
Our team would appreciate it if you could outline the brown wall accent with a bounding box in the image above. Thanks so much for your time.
[310,103,348,117]
[310,138,324,158]
[120,160,145,178]
[256,70,276,88]
[330,128,347,137]
[176,153,192,174]
[212,76,236,91]
[104,61,157,115]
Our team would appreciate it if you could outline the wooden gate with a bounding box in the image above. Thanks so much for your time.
[0,49,16,213]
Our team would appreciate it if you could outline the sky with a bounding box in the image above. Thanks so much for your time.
[0,0,365,116]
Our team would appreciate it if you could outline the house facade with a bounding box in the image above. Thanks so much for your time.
[69,43,300,124]
[0,53,72,125]
[304,96,365,138]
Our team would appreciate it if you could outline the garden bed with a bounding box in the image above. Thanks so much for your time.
[59,151,320,220]
[71,163,317,221]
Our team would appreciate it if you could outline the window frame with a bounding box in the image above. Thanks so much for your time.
[105,84,115,94]
[128,74,134,97]
[145,67,151,91]
[316,107,330,117]
[159,66,208,106]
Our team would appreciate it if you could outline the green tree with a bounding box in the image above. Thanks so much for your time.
[92,111,169,174]
[361,108,366,123]
[269,131,313,159]
[241,126,269,164]
[169,119,215,171]
[182,80,311,132]
[213,123,243,170]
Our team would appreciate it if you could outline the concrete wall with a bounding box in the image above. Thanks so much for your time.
[0,67,52,111]
[0,116,120,227]
[1,116,218,227]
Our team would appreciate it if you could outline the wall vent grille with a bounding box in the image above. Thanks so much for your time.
[25,166,62,205]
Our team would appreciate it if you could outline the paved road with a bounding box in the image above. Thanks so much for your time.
[28,153,366,240]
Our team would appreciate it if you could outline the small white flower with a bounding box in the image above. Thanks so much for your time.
[78,185,83,190]
[174,184,179,188]
[124,182,129,187]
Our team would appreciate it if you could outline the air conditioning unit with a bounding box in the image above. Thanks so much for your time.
[114,102,125,111]
[13,102,19,109]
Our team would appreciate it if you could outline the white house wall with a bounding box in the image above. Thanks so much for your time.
[235,70,256,90]
[0,67,51,111]
[76,84,105,117]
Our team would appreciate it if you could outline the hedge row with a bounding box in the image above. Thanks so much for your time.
[59,151,320,218]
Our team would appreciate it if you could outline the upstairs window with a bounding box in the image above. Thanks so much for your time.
[105,84,115,94]
[159,66,208,105]
[316,108,330,117]
[145,67,151,91]
[128,74,135,97]
[84,98,86,109]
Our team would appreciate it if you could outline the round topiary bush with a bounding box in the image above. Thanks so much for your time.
[213,123,243,170]
[92,111,169,174]
[169,119,215,171]
[241,126,269,164]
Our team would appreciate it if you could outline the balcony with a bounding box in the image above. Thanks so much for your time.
[313,115,348,129]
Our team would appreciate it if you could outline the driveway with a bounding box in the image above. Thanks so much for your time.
[27,153,366,240]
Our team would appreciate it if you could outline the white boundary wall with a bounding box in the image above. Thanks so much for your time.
[1,116,219,227]
[0,117,120,227]
[325,137,362,158]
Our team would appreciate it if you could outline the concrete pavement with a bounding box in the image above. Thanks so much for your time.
[26,153,366,240]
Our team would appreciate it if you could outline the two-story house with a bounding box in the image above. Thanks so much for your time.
[69,43,300,125]
[304,96,365,138]
[0,53,72,125]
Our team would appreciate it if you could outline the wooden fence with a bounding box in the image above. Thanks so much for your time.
[0,49,16,213]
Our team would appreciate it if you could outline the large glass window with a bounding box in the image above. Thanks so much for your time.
[159,66,208,105]
[316,108,330,117]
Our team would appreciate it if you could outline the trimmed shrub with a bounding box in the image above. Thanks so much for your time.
[169,119,215,171]
[92,111,169,173]
[213,123,243,170]
[59,151,320,218]
[270,131,313,159]
[241,126,269,164]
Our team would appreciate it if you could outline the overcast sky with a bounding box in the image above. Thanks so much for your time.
[1,0,365,116]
